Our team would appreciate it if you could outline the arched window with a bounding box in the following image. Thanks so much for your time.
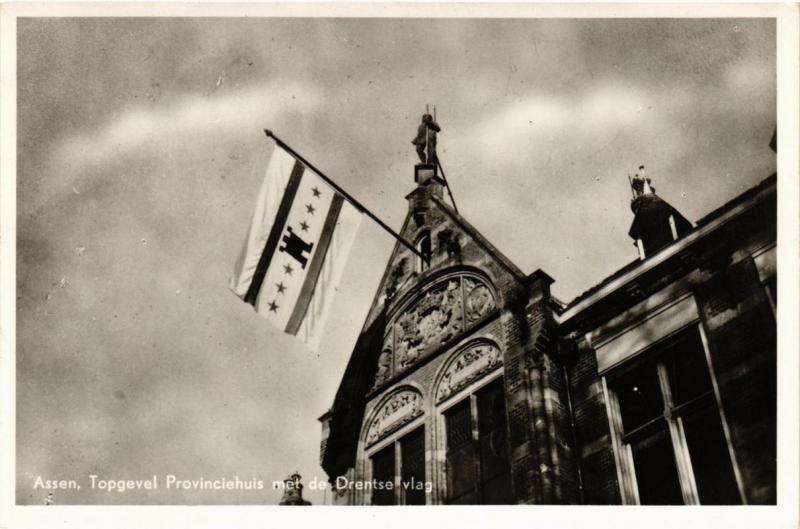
[363,388,427,505]
[441,377,513,504]
[435,341,511,504]
[414,231,431,273]
[369,426,426,505]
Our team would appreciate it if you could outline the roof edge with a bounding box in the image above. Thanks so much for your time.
[430,195,526,281]
[559,174,776,323]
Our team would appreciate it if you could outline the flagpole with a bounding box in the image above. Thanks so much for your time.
[264,129,427,263]
[436,159,459,214]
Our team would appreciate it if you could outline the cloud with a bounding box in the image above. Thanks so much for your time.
[53,80,323,168]
[723,58,775,98]
[463,83,649,155]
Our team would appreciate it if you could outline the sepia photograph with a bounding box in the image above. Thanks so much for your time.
[1,3,798,528]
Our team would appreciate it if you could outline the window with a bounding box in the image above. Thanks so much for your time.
[400,428,426,505]
[609,327,742,505]
[414,231,431,273]
[444,378,513,504]
[370,443,396,505]
[444,400,475,504]
[369,427,426,505]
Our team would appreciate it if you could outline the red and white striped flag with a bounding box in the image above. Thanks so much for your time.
[230,145,362,351]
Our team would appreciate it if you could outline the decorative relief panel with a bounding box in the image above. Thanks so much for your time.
[436,342,502,403]
[395,279,463,371]
[371,273,498,390]
[365,389,423,447]
[464,277,496,323]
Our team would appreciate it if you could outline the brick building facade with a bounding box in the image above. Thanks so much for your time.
[318,151,777,505]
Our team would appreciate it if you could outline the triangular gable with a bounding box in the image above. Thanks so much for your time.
[322,186,528,480]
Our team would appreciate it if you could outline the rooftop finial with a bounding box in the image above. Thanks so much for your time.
[630,164,655,198]
[278,472,311,506]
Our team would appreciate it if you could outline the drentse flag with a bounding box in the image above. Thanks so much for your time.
[230,145,362,351]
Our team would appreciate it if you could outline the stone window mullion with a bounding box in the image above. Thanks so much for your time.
[469,393,482,502]
[394,439,403,504]
[657,361,700,505]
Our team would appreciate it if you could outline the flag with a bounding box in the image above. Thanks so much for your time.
[230,145,362,351]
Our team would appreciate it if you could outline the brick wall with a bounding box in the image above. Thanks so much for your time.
[542,352,580,503]
[567,341,621,504]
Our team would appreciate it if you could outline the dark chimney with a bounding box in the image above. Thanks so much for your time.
[628,165,692,259]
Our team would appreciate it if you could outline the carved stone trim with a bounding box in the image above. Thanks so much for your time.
[365,388,423,447]
[436,342,502,403]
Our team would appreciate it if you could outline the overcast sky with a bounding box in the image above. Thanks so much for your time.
[16,16,775,505]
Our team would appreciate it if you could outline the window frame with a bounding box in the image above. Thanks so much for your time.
[751,242,776,317]
[414,230,432,273]
[604,322,747,505]
[435,370,512,504]
[364,418,427,505]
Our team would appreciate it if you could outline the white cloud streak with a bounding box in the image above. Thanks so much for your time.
[54,80,323,167]
[464,83,649,154]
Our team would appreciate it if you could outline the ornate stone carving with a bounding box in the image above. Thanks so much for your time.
[464,277,496,322]
[370,274,498,391]
[366,389,423,446]
[437,343,502,403]
[395,279,463,371]
[372,349,393,389]
[437,229,462,260]
[385,258,408,300]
